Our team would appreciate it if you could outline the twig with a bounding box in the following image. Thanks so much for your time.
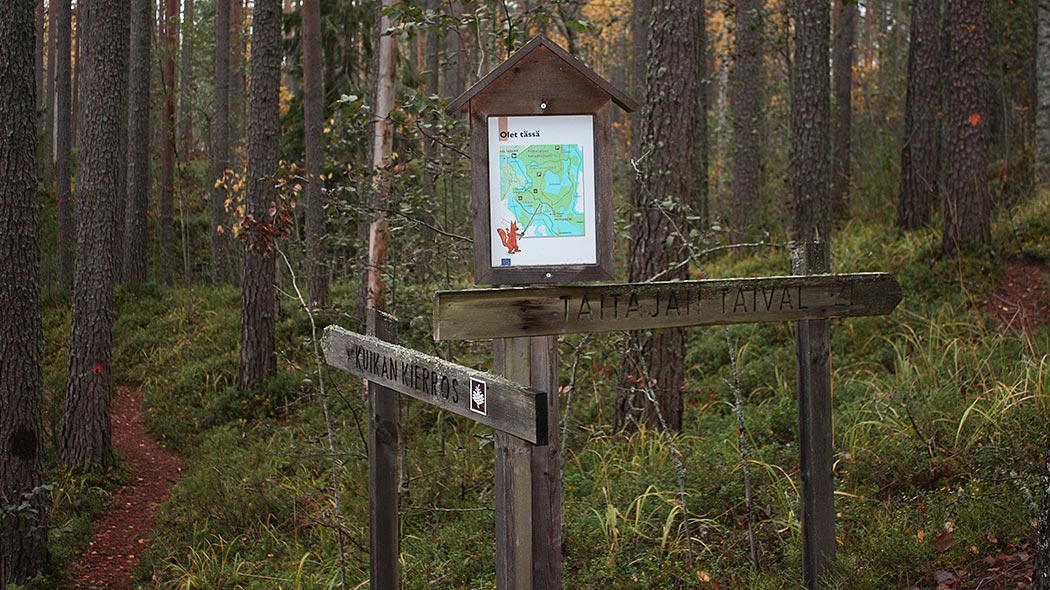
[277,247,349,590]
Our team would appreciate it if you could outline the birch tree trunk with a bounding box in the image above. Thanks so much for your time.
[365,0,397,312]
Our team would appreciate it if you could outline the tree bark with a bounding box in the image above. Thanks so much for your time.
[791,0,830,250]
[210,0,231,285]
[178,0,195,156]
[54,0,73,291]
[178,0,194,156]
[158,0,178,284]
[238,0,281,392]
[617,0,704,433]
[302,0,328,307]
[1036,0,1050,186]
[831,0,857,218]
[44,0,55,183]
[61,0,127,473]
[730,0,764,237]
[942,0,990,257]
[0,0,48,583]
[230,0,245,157]
[111,3,129,285]
[897,0,942,229]
[124,0,152,283]
[71,2,79,150]
[35,0,43,119]
[365,0,397,312]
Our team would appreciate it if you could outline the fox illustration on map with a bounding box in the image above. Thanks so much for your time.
[497,221,525,254]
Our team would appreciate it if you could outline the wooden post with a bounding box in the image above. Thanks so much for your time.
[495,336,562,590]
[792,243,835,589]
[368,309,399,590]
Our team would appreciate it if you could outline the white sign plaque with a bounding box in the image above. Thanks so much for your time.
[486,115,597,269]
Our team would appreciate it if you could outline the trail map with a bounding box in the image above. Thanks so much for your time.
[498,144,585,239]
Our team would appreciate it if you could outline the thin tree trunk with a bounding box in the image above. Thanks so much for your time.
[55,0,73,290]
[159,0,178,284]
[730,0,764,237]
[210,0,231,285]
[897,0,942,229]
[124,0,152,283]
[617,0,703,432]
[44,1,55,184]
[302,0,327,307]
[365,0,397,312]
[631,0,649,160]
[61,0,127,473]
[71,2,79,150]
[238,0,281,392]
[178,0,194,156]
[831,0,857,218]
[1035,0,1050,186]
[0,0,48,583]
[230,0,245,158]
[35,0,44,118]
[113,0,129,285]
[942,0,990,257]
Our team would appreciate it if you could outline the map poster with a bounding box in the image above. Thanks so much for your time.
[487,115,597,269]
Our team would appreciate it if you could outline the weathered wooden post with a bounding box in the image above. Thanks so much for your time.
[792,242,835,590]
[447,35,637,590]
[366,310,399,590]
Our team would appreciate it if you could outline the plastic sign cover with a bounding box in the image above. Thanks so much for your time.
[487,115,597,268]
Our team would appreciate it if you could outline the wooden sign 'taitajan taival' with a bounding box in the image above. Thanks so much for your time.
[447,36,637,285]
[433,273,904,341]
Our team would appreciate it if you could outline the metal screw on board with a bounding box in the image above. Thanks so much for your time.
[545,272,552,278]
[540,102,547,110]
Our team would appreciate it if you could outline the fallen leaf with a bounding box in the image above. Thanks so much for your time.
[932,530,955,553]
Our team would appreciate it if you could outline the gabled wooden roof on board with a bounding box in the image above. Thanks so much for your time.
[446,35,638,114]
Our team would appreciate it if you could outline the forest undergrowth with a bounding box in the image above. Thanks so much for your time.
[36,189,1050,589]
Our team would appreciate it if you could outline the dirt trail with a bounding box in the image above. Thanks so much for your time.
[71,386,183,590]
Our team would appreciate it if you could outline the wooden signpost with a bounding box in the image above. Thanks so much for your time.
[434,273,903,341]
[325,34,902,590]
[322,312,550,590]
[323,325,548,444]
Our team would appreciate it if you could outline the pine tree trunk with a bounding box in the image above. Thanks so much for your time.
[617,0,703,433]
[61,0,127,474]
[111,5,129,285]
[365,0,397,312]
[230,0,245,157]
[210,0,231,285]
[44,1,55,183]
[35,0,44,120]
[631,0,649,160]
[71,2,79,150]
[897,0,941,229]
[238,0,281,392]
[124,0,151,283]
[54,0,73,291]
[942,0,990,257]
[159,0,178,284]
[1035,0,1050,186]
[791,0,830,249]
[302,0,327,307]
[830,0,856,218]
[0,0,48,583]
[178,0,194,156]
[730,0,763,236]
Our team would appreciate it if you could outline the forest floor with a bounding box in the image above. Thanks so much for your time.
[61,259,1047,590]
[70,386,183,590]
